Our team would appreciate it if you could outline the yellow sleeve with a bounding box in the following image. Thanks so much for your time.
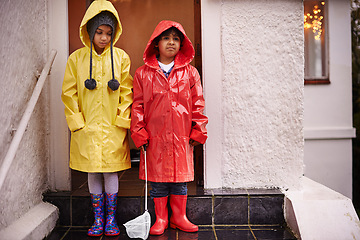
[61,53,85,132]
[115,51,133,129]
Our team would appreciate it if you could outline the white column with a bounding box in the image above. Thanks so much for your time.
[201,0,223,188]
[48,0,71,191]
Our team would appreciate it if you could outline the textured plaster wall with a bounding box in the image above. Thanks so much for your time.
[0,0,49,229]
[220,0,304,189]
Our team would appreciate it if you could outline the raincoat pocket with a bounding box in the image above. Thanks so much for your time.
[70,125,100,170]
[104,125,130,165]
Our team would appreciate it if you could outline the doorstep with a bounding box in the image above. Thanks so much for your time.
[43,188,285,227]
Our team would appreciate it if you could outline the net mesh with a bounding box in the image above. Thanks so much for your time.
[124,210,151,239]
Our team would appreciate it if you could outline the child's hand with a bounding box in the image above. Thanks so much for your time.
[189,139,200,146]
[140,143,148,153]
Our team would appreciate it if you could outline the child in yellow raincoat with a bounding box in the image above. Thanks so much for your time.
[61,0,133,237]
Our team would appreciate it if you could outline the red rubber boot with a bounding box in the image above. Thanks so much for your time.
[150,196,169,235]
[169,195,198,232]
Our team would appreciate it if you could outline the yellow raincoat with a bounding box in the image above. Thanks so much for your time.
[61,0,133,173]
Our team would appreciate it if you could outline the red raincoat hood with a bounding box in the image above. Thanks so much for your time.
[143,20,195,68]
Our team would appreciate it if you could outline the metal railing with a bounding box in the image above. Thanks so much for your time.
[0,50,57,190]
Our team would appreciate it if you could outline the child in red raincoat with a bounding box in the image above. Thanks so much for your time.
[131,20,208,235]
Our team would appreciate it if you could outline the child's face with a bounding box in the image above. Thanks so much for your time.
[156,31,181,64]
[93,24,112,54]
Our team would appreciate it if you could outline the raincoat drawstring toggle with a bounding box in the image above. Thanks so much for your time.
[85,11,120,91]
[85,41,97,90]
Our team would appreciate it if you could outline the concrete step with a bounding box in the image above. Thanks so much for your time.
[43,188,285,227]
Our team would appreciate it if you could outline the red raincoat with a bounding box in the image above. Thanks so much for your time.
[131,20,208,182]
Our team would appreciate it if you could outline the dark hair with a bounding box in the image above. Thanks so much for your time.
[153,27,184,47]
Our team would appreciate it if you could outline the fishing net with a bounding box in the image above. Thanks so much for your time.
[124,210,151,239]
[124,149,151,239]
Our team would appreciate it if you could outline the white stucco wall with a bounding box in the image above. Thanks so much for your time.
[304,0,354,198]
[203,0,304,189]
[0,0,50,229]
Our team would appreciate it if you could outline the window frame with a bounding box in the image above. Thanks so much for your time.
[304,0,330,85]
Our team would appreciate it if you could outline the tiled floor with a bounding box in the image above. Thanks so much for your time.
[46,225,296,240]
[44,164,297,240]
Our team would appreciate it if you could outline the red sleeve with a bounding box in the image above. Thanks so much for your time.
[130,69,149,148]
[189,67,208,144]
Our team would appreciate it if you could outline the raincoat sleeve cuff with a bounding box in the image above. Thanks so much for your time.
[115,116,131,129]
[131,128,149,148]
[66,112,85,132]
[190,129,207,145]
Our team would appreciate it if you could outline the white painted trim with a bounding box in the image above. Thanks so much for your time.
[304,127,356,140]
[48,0,71,191]
[0,202,59,240]
[284,177,360,239]
[201,0,223,189]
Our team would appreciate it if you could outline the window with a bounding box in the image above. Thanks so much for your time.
[304,0,329,84]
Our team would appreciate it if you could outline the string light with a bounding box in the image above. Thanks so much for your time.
[304,2,325,40]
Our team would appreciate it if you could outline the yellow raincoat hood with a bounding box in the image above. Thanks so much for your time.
[61,0,133,173]
[80,0,122,49]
